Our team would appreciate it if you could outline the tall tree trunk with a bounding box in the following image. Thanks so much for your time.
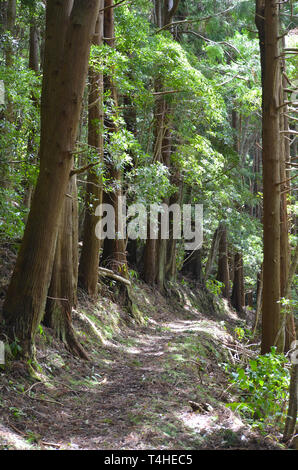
[279,79,289,352]
[253,143,262,220]
[181,245,203,283]
[5,0,16,64]
[156,99,172,291]
[101,0,128,278]
[143,236,157,285]
[44,177,88,359]
[142,1,179,287]
[23,19,40,212]
[0,0,16,189]
[279,39,296,352]
[231,252,244,315]
[0,2,7,35]
[5,0,16,123]
[258,0,282,354]
[253,265,263,336]
[99,1,134,312]
[165,171,182,283]
[283,364,298,444]
[141,84,165,285]
[283,244,298,442]
[231,108,240,155]
[204,225,221,281]
[1,0,100,359]
[216,224,230,299]
[78,6,104,298]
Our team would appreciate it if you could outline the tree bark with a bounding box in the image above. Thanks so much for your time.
[23,19,40,213]
[142,1,179,288]
[0,1,7,35]
[279,38,295,353]
[283,364,298,443]
[204,225,221,281]
[5,0,16,70]
[143,236,157,285]
[156,99,171,291]
[283,243,298,351]
[231,252,244,315]
[78,6,104,298]
[259,0,281,354]
[2,0,100,358]
[142,82,167,285]
[101,0,128,279]
[216,223,230,298]
[165,195,180,283]
[0,0,16,189]
[44,177,88,359]
[253,265,263,336]
[181,249,203,283]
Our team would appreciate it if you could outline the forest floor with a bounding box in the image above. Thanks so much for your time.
[0,245,288,450]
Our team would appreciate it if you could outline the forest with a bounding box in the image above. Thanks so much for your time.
[0,0,297,453]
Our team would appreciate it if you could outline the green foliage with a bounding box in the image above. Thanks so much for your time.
[279,297,298,311]
[127,162,175,206]
[9,406,26,419]
[226,348,290,431]
[0,57,40,239]
[84,3,266,293]
[0,0,294,349]
[234,327,245,341]
[206,279,224,297]
[25,430,41,444]
[6,339,22,358]
[0,188,27,239]
[278,296,298,325]
[204,44,225,63]
[129,269,139,281]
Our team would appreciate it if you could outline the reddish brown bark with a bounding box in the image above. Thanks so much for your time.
[143,237,157,285]
[258,0,281,354]
[279,39,296,352]
[0,0,16,189]
[100,0,128,279]
[44,177,88,359]
[23,19,40,212]
[142,1,179,288]
[231,252,244,315]
[79,6,104,297]
[2,0,100,358]
[204,226,221,281]
[216,224,230,299]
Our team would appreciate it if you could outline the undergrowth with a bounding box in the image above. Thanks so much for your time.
[223,347,291,433]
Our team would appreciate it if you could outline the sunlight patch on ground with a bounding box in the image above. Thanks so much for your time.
[0,424,33,450]
[163,319,233,343]
[176,410,215,433]
[176,408,246,438]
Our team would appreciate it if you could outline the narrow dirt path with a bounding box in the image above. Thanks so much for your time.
[27,315,274,450]
[41,318,208,449]
[0,286,281,450]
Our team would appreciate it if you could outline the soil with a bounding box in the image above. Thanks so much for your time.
[0,247,288,450]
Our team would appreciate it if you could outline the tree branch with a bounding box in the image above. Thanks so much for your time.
[280,129,298,135]
[276,173,298,186]
[152,89,186,96]
[70,161,101,177]
[98,267,131,286]
[179,30,241,55]
[98,0,128,13]
[154,5,237,34]
[169,0,180,19]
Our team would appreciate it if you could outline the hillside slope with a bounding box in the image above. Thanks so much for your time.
[0,254,286,450]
